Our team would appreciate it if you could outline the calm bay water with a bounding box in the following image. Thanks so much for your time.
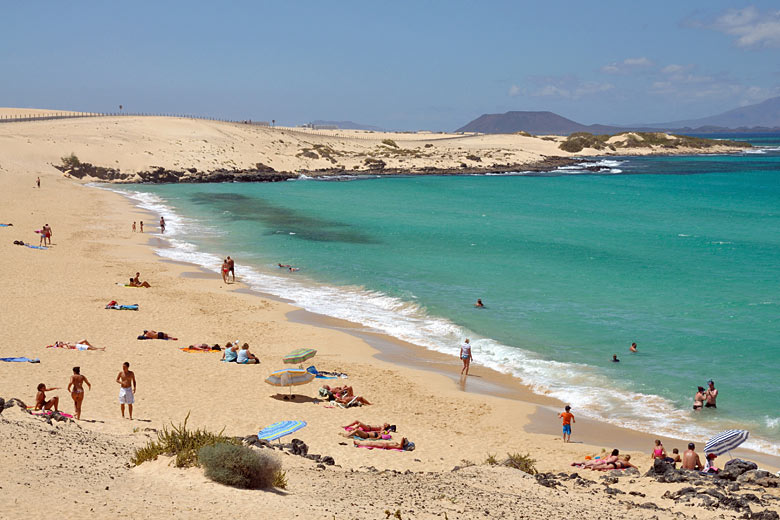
[110,134,780,454]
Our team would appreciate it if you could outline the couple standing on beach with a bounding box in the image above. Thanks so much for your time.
[41,363,137,420]
[221,256,235,283]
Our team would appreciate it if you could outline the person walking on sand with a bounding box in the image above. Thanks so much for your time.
[35,383,60,411]
[693,386,706,411]
[221,258,229,283]
[460,338,473,376]
[159,216,165,233]
[139,221,144,233]
[705,380,718,408]
[227,256,235,282]
[36,177,40,188]
[559,405,575,442]
[43,224,52,246]
[132,221,136,232]
[116,361,137,419]
[67,366,91,420]
[630,342,637,352]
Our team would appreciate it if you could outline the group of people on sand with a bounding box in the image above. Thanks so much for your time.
[221,341,260,364]
[129,272,151,287]
[320,385,372,407]
[571,449,637,471]
[132,221,144,233]
[34,363,137,421]
[341,420,414,451]
[38,223,52,246]
[131,216,165,234]
[651,439,719,473]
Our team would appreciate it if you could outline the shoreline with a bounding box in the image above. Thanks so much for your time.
[129,215,780,470]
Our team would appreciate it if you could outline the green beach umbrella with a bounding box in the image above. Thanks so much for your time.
[283,348,317,365]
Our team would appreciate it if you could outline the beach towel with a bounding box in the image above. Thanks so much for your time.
[179,347,220,353]
[105,303,139,310]
[25,244,47,250]
[307,366,347,379]
[27,408,73,418]
[257,420,307,441]
[0,224,11,227]
[0,357,40,363]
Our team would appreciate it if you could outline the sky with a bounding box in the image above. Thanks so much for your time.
[2,1,779,130]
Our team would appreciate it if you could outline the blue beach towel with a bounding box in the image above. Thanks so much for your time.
[25,245,47,250]
[0,224,11,227]
[257,420,307,441]
[306,366,337,379]
[0,357,40,363]
[106,304,139,310]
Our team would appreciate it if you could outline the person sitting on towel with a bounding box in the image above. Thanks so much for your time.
[236,343,259,364]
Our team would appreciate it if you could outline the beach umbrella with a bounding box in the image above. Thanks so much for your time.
[704,429,750,457]
[283,348,317,365]
[265,368,315,398]
[257,420,307,442]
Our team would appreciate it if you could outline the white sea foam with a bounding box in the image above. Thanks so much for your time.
[99,184,780,456]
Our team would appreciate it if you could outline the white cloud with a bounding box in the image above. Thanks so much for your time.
[708,6,780,48]
[661,64,686,74]
[523,77,613,99]
[601,57,653,74]
[508,85,522,97]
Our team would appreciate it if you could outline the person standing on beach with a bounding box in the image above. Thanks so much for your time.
[139,221,144,233]
[221,258,229,283]
[460,339,473,376]
[36,176,40,188]
[116,362,137,419]
[132,221,136,232]
[705,380,718,408]
[160,216,165,233]
[67,366,91,420]
[44,224,52,246]
[227,256,235,282]
[559,405,575,442]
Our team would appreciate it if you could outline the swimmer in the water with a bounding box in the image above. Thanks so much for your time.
[289,267,300,272]
[630,342,637,353]
[475,299,484,308]
[278,263,291,268]
[612,354,620,363]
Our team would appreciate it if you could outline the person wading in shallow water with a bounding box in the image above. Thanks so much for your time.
[705,380,718,408]
[460,339,473,376]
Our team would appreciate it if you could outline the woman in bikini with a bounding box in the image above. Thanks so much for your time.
[650,439,667,460]
[594,455,636,471]
[341,422,396,438]
[693,386,706,411]
[67,366,91,420]
[35,383,60,411]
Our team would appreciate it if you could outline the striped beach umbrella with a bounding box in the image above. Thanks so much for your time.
[257,420,307,442]
[283,348,317,365]
[265,368,315,397]
[704,429,750,457]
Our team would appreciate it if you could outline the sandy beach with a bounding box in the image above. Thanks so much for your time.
[1,114,778,519]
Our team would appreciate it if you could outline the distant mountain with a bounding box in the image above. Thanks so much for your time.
[457,97,780,135]
[643,96,780,130]
[456,111,626,135]
[310,120,384,131]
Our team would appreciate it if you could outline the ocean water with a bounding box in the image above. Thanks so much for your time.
[106,134,780,455]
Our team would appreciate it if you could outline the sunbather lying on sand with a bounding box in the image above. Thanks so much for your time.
[49,340,106,351]
[322,385,371,406]
[354,437,415,451]
[571,449,620,469]
[137,330,178,340]
[341,422,397,439]
[591,455,636,471]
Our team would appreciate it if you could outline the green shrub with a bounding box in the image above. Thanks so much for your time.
[272,469,288,489]
[503,452,537,474]
[131,412,238,468]
[199,442,281,489]
[485,453,498,465]
[381,139,399,148]
[61,153,80,168]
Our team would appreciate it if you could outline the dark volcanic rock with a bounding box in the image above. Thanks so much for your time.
[290,438,309,457]
[747,511,779,520]
[719,459,759,480]
[738,469,780,488]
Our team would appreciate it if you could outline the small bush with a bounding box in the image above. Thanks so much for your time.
[61,153,81,169]
[131,412,238,468]
[199,443,281,489]
[485,453,498,465]
[381,139,399,148]
[503,452,537,474]
[272,469,288,489]
[514,131,535,137]
[424,143,433,148]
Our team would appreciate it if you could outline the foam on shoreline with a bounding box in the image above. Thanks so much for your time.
[100,183,780,457]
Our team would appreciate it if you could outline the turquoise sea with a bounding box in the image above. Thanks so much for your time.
[109,134,780,455]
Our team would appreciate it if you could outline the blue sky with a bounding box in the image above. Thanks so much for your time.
[2,1,779,130]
